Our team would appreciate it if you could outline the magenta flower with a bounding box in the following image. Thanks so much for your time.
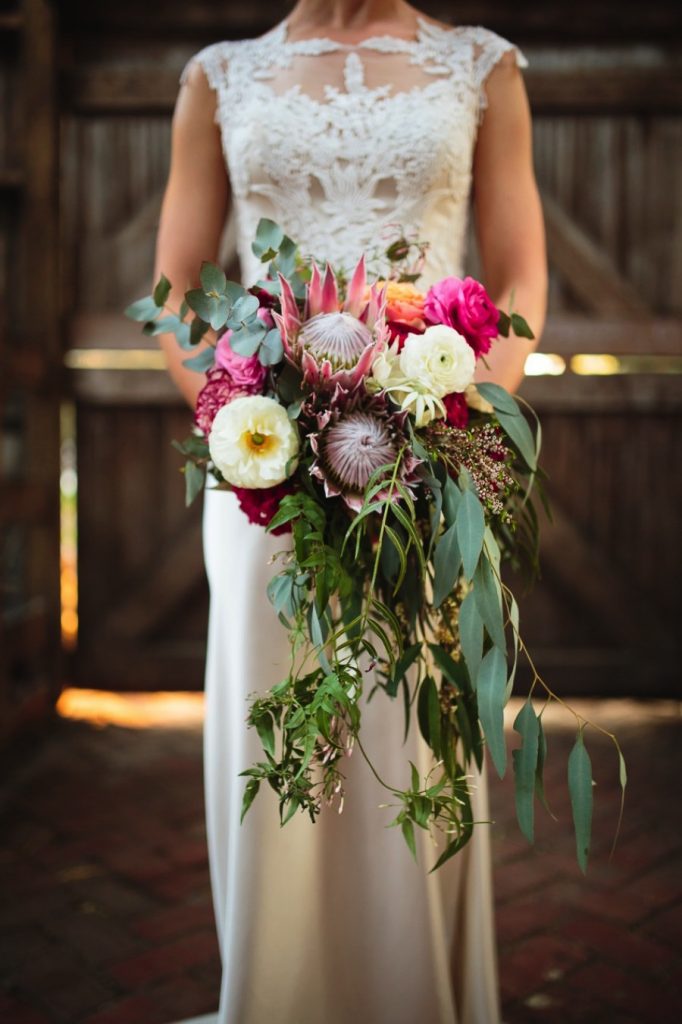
[194,368,249,436]
[424,277,500,358]
[215,330,268,390]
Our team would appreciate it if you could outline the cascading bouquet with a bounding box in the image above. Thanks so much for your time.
[127,219,625,872]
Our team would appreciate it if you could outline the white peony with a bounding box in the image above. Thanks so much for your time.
[399,325,476,398]
[208,395,299,488]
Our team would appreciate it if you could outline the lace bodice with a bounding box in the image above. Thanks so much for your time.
[182,18,526,288]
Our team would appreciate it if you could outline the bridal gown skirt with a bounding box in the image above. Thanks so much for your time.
[202,485,501,1024]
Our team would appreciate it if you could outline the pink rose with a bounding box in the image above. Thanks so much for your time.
[424,277,499,358]
[194,368,248,436]
[232,481,294,535]
[443,391,469,429]
[215,330,268,390]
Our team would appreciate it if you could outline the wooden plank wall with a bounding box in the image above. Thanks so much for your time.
[0,1,62,741]
[56,1,681,694]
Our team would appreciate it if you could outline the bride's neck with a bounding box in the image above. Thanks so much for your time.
[287,0,413,33]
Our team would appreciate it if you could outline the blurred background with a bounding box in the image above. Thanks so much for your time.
[0,2,680,1023]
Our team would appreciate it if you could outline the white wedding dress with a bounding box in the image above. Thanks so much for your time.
[186,17,527,1024]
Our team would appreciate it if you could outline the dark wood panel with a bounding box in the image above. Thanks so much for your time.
[56,0,682,43]
[66,65,682,116]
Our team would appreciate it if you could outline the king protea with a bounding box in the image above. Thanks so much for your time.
[272,256,389,390]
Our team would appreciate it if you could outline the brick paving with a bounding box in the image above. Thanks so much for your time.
[0,697,680,1024]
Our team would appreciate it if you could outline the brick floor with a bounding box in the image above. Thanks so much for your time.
[0,697,680,1023]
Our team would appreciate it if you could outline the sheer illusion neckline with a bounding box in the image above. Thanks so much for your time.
[277,14,457,51]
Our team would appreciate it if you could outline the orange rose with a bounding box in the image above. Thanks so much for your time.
[377,281,426,328]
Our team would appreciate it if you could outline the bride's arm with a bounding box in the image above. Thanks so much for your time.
[472,52,548,393]
[154,64,230,408]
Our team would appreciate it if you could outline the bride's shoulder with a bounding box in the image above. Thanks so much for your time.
[418,17,527,71]
[180,26,280,92]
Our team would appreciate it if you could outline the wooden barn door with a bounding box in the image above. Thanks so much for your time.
[58,4,681,696]
[0,0,62,741]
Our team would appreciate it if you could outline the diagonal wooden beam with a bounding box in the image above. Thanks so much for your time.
[542,192,652,318]
[537,499,673,651]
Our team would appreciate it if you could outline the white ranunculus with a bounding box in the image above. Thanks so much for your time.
[369,341,400,388]
[208,395,299,488]
[399,325,476,398]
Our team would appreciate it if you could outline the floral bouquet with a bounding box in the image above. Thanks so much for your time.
[127,220,624,871]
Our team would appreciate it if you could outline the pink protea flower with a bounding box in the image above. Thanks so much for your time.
[424,277,500,358]
[272,256,389,390]
[194,368,249,436]
[309,389,420,512]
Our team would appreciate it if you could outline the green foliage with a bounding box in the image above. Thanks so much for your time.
[432,523,460,608]
[126,222,621,875]
[457,488,485,580]
[476,647,507,778]
[183,461,205,507]
[512,700,539,842]
[568,730,593,873]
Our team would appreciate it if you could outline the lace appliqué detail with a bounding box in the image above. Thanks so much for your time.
[181,21,527,287]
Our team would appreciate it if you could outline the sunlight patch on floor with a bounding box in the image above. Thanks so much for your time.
[56,688,205,729]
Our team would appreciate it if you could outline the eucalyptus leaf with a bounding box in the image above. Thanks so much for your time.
[232,293,260,323]
[190,316,210,347]
[477,646,507,777]
[209,297,231,331]
[125,295,161,322]
[442,474,462,528]
[473,556,506,651]
[475,382,520,417]
[512,700,539,842]
[568,731,593,873]
[185,288,217,323]
[457,489,485,581]
[184,461,205,507]
[433,523,461,608]
[459,590,483,685]
[535,714,551,814]
[252,218,285,259]
[152,274,171,308]
[259,328,284,366]
[230,322,266,357]
[496,409,537,471]
[182,347,215,373]
[200,261,227,295]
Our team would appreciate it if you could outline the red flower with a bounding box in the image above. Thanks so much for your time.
[231,481,294,535]
[443,391,469,429]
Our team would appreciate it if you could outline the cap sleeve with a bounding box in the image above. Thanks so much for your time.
[469,27,529,124]
[179,42,233,125]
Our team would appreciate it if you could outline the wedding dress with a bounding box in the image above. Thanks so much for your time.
[186,17,527,1024]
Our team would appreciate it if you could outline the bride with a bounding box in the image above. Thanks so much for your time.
[154,2,547,1022]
